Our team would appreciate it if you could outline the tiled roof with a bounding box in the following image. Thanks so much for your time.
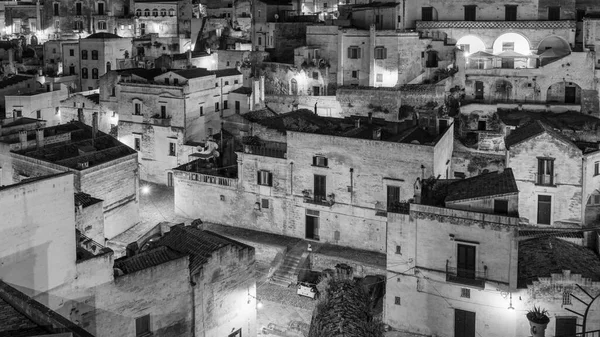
[0,297,50,337]
[505,120,578,149]
[519,230,584,239]
[86,32,121,39]
[243,107,278,122]
[74,192,102,208]
[445,168,518,202]
[117,68,166,80]
[113,246,185,275]
[174,68,213,79]
[0,117,39,128]
[518,237,600,288]
[231,86,252,95]
[85,93,100,104]
[0,75,30,89]
[158,225,252,274]
[212,68,242,77]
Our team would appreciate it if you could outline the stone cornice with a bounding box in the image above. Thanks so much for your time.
[416,20,576,30]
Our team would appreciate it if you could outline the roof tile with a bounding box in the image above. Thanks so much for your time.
[445,168,518,202]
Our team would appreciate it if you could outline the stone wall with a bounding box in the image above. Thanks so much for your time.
[265,94,343,117]
[75,201,105,244]
[310,252,384,278]
[268,23,309,63]
[452,149,506,178]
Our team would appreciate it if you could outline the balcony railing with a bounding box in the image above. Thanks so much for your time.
[303,192,335,207]
[76,230,111,261]
[388,202,410,214]
[446,260,487,288]
[149,116,171,127]
[243,142,287,159]
[189,172,236,187]
[416,20,575,30]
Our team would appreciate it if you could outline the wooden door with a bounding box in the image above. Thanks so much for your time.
[455,309,476,337]
[475,81,484,99]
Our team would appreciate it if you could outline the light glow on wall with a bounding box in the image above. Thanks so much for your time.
[456,36,485,56]
[492,33,531,55]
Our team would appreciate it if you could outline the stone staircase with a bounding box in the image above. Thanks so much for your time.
[269,242,308,287]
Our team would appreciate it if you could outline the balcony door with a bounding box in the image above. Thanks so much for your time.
[305,209,320,240]
[537,195,551,225]
[455,309,476,337]
[314,174,326,201]
[457,244,476,279]
[565,86,577,104]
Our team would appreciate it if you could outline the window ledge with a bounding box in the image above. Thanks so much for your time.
[534,183,557,188]
[311,165,329,168]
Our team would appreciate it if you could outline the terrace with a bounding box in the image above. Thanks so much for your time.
[174,158,238,188]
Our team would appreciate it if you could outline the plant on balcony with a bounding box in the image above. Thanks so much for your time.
[327,193,335,203]
[526,306,550,337]
[302,189,312,198]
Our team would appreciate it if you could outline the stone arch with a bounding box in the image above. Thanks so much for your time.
[492,32,532,55]
[456,35,486,55]
[537,35,571,54]
[546,81,582,104]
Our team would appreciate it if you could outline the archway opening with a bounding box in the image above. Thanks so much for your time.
[456,35,486,56]
[537,36,570,54]
[547,81,581,104]
[492,33,532,68]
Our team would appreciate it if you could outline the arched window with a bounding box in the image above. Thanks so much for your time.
[81,50,88,60]
[144,9,150,16]
[81,67,88,79]
[152,8,158,17]
[169,8,175,16]
[91,50,98,60]
[136,9,142,17]
[160,8,166,16]
[92,68,98,79]
[290,78,298,95]
[106,61,111,71]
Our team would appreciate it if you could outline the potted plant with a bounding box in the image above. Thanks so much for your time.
[526,306,550,337]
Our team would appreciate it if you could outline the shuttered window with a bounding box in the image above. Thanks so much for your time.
[257,170,273,186]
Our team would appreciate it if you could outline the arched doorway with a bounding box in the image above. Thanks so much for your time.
[456,35,486,56]
[290,78,298,95]
[495,80,513,102]
[547,82,581,104]
[30,35,38,46]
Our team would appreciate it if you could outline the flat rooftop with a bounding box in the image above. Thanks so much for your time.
[244,109,444,145]
[12,122,137,170]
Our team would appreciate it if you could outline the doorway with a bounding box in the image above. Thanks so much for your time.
[565,86,576,104]
[305,209,320,240]
[475,81,484,99]
[555,317,576,337]
[313,86,320,96]
[455,309,476,337]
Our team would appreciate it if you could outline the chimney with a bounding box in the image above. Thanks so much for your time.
[35,128,44,149]
[92,112,98,147]
[19,130,28,148]
[372,127,382,140]
[355,119,361,128]
[368,112,373,125]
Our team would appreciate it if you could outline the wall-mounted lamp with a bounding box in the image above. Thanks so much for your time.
[508,293,514,310]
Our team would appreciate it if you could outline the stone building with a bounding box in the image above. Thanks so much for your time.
[384,168,600,337]
[4,82,68,124]
[174,109,454,253]
[0,119,139,239]
[60,90,119,135]
[3,0,43,44]
[506,120,600,229]
[134,0,193,39]
[112,67,243,185]
[79,33,133,90]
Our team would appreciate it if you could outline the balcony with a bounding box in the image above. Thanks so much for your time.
[416,20,575,31]
[149,116,171,127]
[189,172,236,187]
[303,191,335,207]
[535,173,555,186]
[446,260,487,288]
[243,142,287,159]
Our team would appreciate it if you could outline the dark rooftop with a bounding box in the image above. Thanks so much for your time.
[445,168,518,202]
[518,237,600,288]
[12,121,137,170]
[0,75,31,90]
[0,117,39,128]
[519,230,584,240]
[86,32,121,39]
[231,86,253,95]
[117,67,166,81]
[0,172,72,192]
[352,2,399,9]
[0,297,51,337]
[243,107,279,122]
[85,93,100,105]
[505,120,578,149]
[212,68,242,78]
[114,246,185,275]
[174,68,213,79]
[74,192,103,208]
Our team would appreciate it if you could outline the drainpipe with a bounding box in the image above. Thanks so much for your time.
[290,162,293,195]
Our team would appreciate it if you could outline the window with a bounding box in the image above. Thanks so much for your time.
[98,21,107,30]
[111,87,116,96]
[215,102,219,111]
[562,290,572,305]
[136,9,142,16]
[537,158,554,185]
[548,6,560,20]
[457,244,476,279]
[134,137,141,151]
[215,82,219,87]
[312,71,319,80]
[387,185,401,211]
[81,67,88,79]
[81,50,88,60]
[577,9,586,22]
[426,51,438,68]
[376,74,383,82]
[97,2,105,15]
[169,143,176,156]
[235,80,239,84]
[169,8,175,16]
[224,80,229,85]
[323,2,328,8]
[502,42,515,51]
[14,110,22,117]
[161,8,166,16]
[493,199,508,215]
[460,288,471,298]
[394,297,401,305]
[106,61,111,71]
[351,70,358,79]
[173,78,179,85]
[76,2,82,15]
[134,102,141,115]
[347,46,361,59]
[555,318,577,337]
[53,3,59,16]
[312,156,328,167]
[314,175,327,201]
[92,50,98,60]
[135,315,150,337]
[144,9,150,16]
[69,64,76,75]
[537,195,552,225]
[199,105,204,116]
[421,7,433,21]
[160,105,167,118]
[395,245,401,254]
[152,9,158,17]
[261,198,269,208]
[505,5,517,21]
[92,68,98,79]
[55,20,60,28]
[36,110,41,119]
[257,170,273,186]
[595,162,599,176]
[464,5,476,21]
[223,100,228,110]
[235,101,240,113]
[164,78,170,85]
[258,36,262,45]
[374,46,387,60]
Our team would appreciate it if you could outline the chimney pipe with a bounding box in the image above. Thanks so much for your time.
[19,130,28,149]
[35,128,44,149]
[368,112,373,125]
[92,112,98,147]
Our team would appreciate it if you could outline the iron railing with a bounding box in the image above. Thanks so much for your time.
[555,330,600,337]
[243,142,287,159]
[189,172,236,187]
[446,260,487,288]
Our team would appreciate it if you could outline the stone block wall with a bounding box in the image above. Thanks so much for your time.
[265,94,343,117]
